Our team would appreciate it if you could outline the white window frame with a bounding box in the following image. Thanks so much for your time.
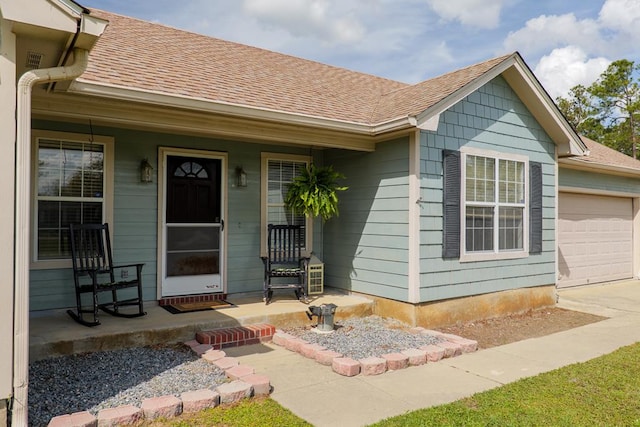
[30,130,114,270]
[460,146,529,262]
[260,152,313,257]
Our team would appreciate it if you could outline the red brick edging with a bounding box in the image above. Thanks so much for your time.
[195,323,275,349]
[47,325,276,427]
[272,326,478,377]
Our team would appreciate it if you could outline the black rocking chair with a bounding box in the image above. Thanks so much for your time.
[261,224,309,305]
[67,223,146,326]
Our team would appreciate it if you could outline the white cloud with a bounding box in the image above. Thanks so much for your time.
[503,13,601,57]
[426,0,506,29]
[534,46,610,99]
[503,0,640,99]
[242,0,365,43]
[599,0,640,34]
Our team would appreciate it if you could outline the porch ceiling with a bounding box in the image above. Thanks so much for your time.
[31,92,413,151]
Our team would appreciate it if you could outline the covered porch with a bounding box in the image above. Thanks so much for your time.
[29,288,374,362]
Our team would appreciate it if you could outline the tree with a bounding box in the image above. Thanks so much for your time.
[556,84,605,142]
[557,59,640,158]
[590,60,640,158]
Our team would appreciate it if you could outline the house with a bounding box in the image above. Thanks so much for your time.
[7,1,640,424]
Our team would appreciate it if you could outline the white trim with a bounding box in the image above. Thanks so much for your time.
[555,146,559,284]
[559,186,640,199]
[260,152,313,257]
[459,146,529,263]
[70,81,416,136]
[157,147,228,299]
[408,131,421,303]
[29,130,114,270]
[633,198,640,279]
[416,114,440,132]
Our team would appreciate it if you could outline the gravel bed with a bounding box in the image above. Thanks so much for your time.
[283,315,444,360]
[28,344,226,427]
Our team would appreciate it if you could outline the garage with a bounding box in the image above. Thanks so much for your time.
[558,192,634,288]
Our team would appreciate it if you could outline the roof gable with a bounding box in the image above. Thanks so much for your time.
[371,54,511,123]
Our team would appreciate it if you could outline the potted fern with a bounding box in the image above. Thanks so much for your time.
[284,164,348,220]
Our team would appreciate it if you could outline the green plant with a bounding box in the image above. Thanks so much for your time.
[284,164,347,221]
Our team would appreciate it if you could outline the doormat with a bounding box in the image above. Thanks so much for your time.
[162,299,235,314]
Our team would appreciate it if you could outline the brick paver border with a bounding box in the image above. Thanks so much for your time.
[270,326,477,377]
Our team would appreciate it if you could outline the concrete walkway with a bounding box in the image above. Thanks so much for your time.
[225,279,640,427]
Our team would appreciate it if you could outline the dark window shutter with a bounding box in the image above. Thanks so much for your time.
[529,161,543,254]
[443,150,461,259]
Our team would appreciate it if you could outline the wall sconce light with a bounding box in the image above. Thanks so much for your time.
[140,159,153,183]
[235,166,247,187]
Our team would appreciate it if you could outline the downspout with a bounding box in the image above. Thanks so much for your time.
[12,47,89,427]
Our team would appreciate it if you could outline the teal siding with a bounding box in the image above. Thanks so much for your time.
[560,167,640,195]
[30,120,322,311]
[323,139,409,299]
[419,76,557,302]
[30,74,564,310]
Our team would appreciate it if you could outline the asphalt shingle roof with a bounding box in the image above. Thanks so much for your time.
[568,136,640,172]
[81,9,515,126]
[371,54,511,123]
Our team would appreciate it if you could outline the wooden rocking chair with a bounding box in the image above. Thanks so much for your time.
[67,223,146,326]
[261,224,309,304]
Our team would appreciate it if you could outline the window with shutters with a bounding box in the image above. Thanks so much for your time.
[31,130,114,269]
[260,153,312,256]
[460,149,529,261]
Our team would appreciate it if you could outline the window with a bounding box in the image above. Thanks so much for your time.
[443,148,541,261]
[464,154,525,254]
[261,153,312,255]
[32,131,113,268]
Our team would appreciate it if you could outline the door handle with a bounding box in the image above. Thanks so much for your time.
[221,219,224,232]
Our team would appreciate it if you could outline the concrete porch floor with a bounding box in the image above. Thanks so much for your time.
[29,289,374,362]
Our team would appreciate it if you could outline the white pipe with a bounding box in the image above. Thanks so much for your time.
[12,48,89,427]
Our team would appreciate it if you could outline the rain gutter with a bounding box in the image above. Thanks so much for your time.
[12,47,89,427]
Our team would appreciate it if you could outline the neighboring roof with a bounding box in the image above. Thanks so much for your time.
[561,136,640,175]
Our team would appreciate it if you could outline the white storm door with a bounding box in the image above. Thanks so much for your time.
[161,152,225,297]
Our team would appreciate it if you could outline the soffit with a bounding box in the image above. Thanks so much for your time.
[32,92,383,151]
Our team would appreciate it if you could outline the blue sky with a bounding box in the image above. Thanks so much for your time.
[79,0,640,99]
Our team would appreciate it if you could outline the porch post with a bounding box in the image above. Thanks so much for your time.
[408,130,421,303]
[0,17,17,424]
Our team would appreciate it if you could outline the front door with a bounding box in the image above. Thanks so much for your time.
[160,150,225,297]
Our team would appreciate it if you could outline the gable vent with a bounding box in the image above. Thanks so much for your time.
[25,51,44,69]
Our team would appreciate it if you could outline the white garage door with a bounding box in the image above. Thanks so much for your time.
[558,192,633,288]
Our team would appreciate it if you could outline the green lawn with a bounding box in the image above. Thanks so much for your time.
[371,342,640,427]
[145,342,640,427]
[143,397,311,427]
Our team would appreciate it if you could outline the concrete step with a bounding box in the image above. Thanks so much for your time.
[195,324,276,349]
